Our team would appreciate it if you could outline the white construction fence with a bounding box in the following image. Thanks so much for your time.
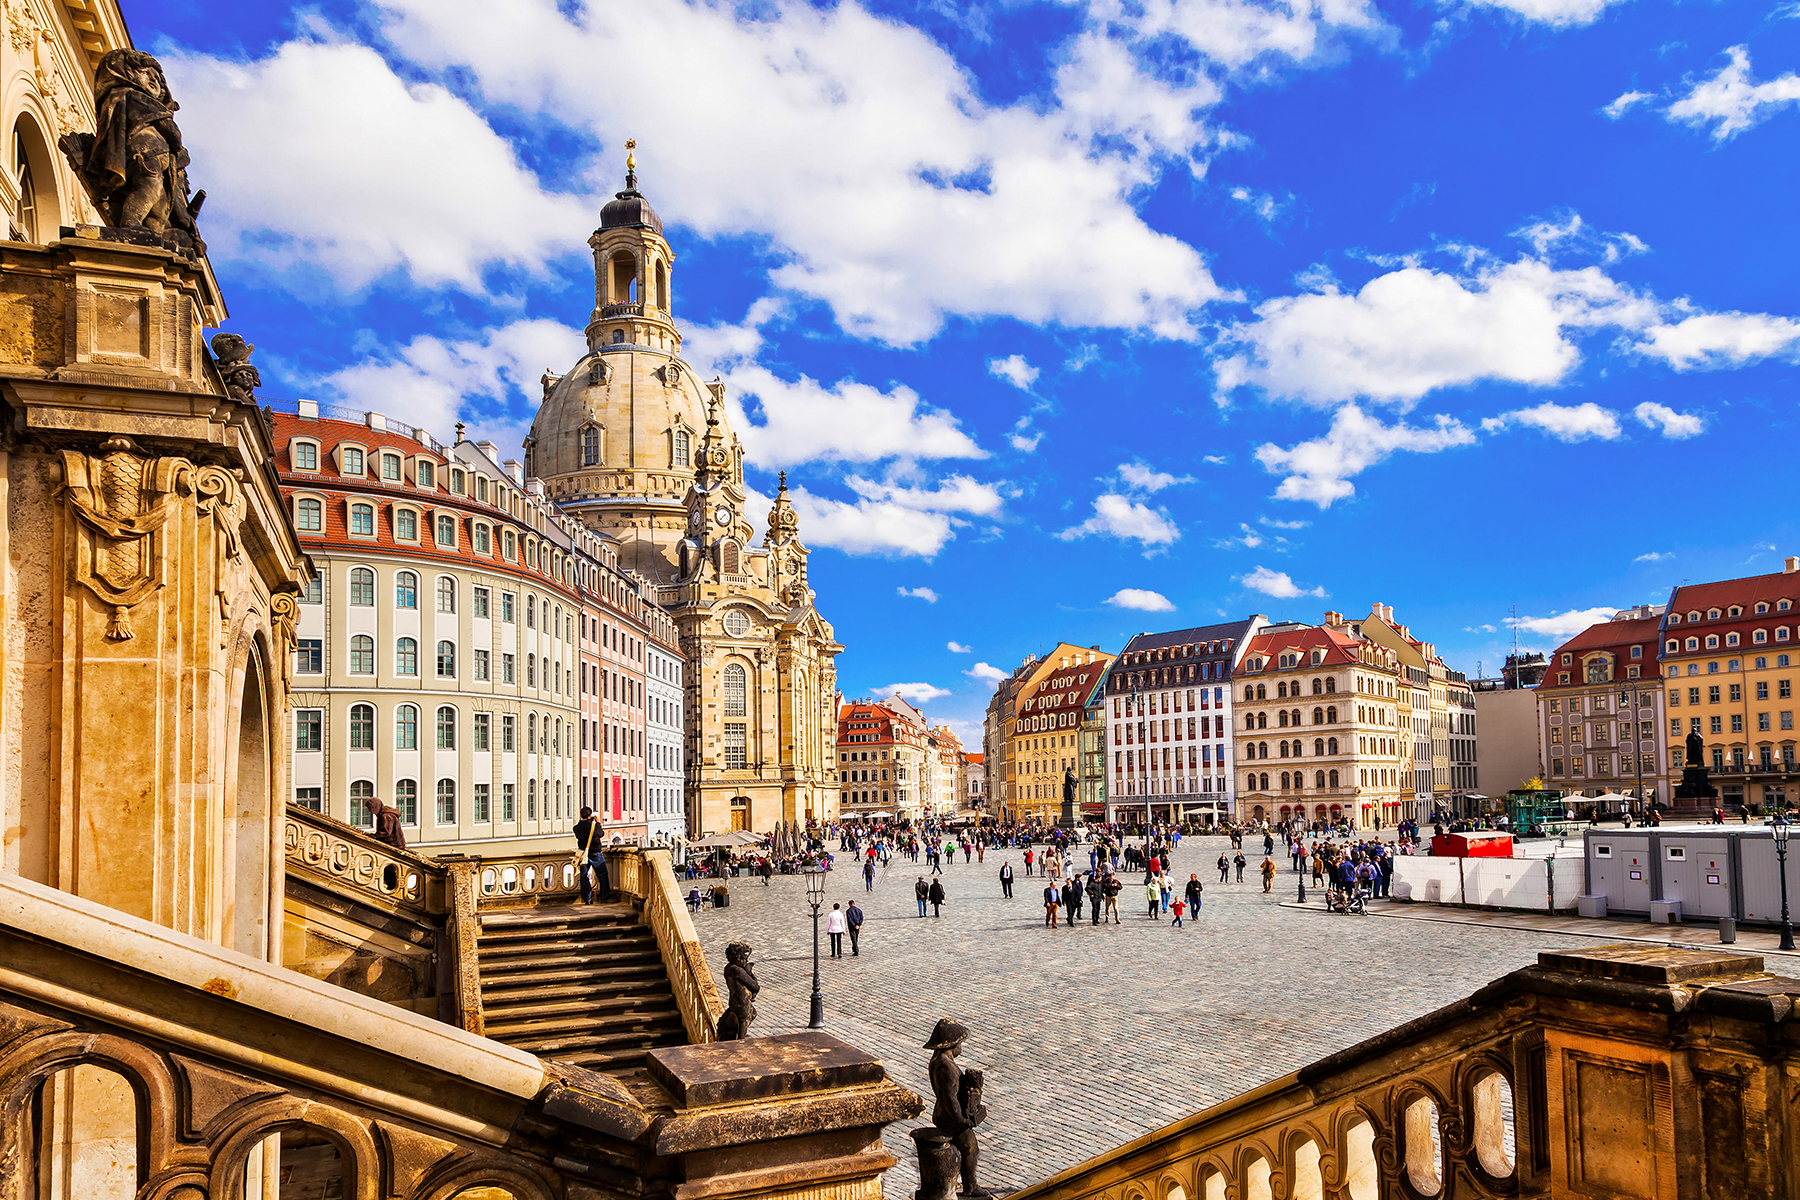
[1390,854,1586,912]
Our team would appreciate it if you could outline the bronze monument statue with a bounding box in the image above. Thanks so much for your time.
[210,333,260,400]
[1674,726,1719,808]
[716,941,759,1039]
[912,1018,989,1200]
[59,49,206,253]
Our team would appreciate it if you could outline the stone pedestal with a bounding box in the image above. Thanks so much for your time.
[648,1031,922,1200]
[911,1128,959,1200]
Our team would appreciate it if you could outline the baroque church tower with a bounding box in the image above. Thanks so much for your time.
[527,148,842,834]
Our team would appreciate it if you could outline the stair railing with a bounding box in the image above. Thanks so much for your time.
[623,848,723,1043]
[284,803,448,918]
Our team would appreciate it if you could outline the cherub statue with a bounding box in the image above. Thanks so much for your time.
[59,49,206,251]
[716,942,759,1039]
[925,1018,990,1197]
[210,333,259,401]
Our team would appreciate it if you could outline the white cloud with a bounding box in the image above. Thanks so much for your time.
[1636,312,1800,369]
[1241,565,1326,599]
[988,355,1040,392]
[1511,212,1647,264]
[947,641,973,653]
[1065,345,1101,372]
[727,366,986,469]
[323,318,588,445]
[1450,0,1625,28]
[897,586,940,603]
[1603,90,1654,118]
[164,38,593,291]
[1463,623,1498,633]
[1260,516,1309,529]
[1106,588,1177,611]
[1010,430,1045,452]
[1057,495,1182,546]
[883,682,952,704]
[1202,454,1229,464]
[1216,523,1264,549]
[1118,461,1195,492]
[1635,551,1672,562]
[1507,607,1619,639]
[1215,257,1660,410]
[372,0,1244,346]
[965,661,1009,687]
[747,475,1002,558]
[1664,45,1800,140]
[1229,186,1289,224]
[1482,401,1622,442]
[1254,405,1475,508]
[1632,402,1705,439]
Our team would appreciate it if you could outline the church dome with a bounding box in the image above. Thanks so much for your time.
[600,186,663,235]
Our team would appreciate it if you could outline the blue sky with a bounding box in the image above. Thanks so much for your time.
[133,0,1799,741]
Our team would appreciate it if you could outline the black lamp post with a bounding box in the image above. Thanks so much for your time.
[804,864,827,1027]
[1774,809,1794,952]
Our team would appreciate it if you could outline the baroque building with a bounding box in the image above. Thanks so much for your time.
[1536,605,1666,807]
[525,156,840,834]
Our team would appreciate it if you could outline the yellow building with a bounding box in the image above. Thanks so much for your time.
[1353,603,1477,821]
[983,643,1113,824]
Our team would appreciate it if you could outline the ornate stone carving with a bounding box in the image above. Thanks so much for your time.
[209,333,259,400]
[58,50,207,254]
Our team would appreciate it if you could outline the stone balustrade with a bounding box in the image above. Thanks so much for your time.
[1009,944,1800,1200]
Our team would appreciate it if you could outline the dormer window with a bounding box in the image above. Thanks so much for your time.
[381,453,401,481]
[1780,600,1793,612]
[1729,606,1743,617]
[1757,602,1770,614]
[395,509,418,540]
[451,468,464,494]
[342,447,364,475]
[349,502,375,536]
[418,461,435,489]
[1709,608,1722,619]
[292,441,318,471]
[1669,613,1682,624]
[1688,611,1701,622]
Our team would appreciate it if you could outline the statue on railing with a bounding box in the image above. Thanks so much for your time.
[58,49,207,255]
[716,941,759,1039]
[913,1018,990,1200]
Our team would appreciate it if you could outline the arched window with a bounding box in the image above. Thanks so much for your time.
[436,640,455,677]
[1256,712,1267,729]
[1313,706,1324,724]
[1281,771,1291,789]
[1315,770,1326,788]
[582,426,600,466]
[1312,678,1323,694]
[674,429,690,466]
[1291,708,1302,725]
[527,778,538,820]
[395,508,417,540]
[436,515,456,545]
[723,663,747,716]
[396,705,418,749]
[1244,685,1255,702]
[350,635,374,674]
[394,780,417,825]
[1245,713,1257,731]
[1255,684,1267,700]
[396,637,418,675]
[349,503,375,536]
[436,706,455,749]
[396,571,418,608]
[436,779,455,823]
[1279,740,1290,757]
[1258,742,1269,758]
[350,779,375,827]
[1259,772,1270,791]
[436,577,456,613]
[1325,677,1336,693]
[1327,705,1338,723]
[14,132,37,241]
[1314,737,1325,756]
[1328,737,1339,754]
[1279,710,1290,727]
[1277,681,1289,699]
[349,567,374,606]
[720,542,740,574]
[655,259,668,309]
[1329,768,1340,786]
[349,703,374,749]
[295,497,322,531]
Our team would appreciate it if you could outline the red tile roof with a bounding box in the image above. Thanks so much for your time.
[1535,614,1662,691]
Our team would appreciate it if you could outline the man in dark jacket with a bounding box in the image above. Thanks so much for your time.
[1043,880,1059,927]
[999,861,1014,898]
[1088,873,1104,925]
[928,878,946,917]
[846,899,864,955]
[574,806,610,903]
[1066,876,1084,929]
[1184,872,1203,916]
[915,876,930,917]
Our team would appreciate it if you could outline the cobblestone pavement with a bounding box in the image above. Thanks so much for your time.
[687,837,1593,1197]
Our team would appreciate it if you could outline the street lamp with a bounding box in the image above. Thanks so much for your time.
[1774,809,1794,952]
[804,864,827,1028]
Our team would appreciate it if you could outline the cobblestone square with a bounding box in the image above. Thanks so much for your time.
[689,836,1596,1196]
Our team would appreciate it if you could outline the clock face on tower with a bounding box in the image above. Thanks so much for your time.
[689,508,703,529]
[714,504,731,527]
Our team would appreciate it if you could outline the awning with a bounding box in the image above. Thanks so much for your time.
[688,830,768,849]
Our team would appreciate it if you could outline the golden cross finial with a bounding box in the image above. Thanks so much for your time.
[626,138,637,173]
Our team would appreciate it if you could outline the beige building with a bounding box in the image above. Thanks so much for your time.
[1008,646,1114,825]
[1353,603,1478,820]
[525,160,841,834]
[931,724,965,816]
[1474,685,1544,794]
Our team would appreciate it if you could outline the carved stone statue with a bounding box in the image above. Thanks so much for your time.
[915,1018,989,1200]
[59,49,206,253]
[1062,770,1077,805]
[210,333,260,401]
[716,942,759,1039]
[1686,728,1704,767]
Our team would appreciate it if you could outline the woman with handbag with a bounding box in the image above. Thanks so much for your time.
[575,807,610,903]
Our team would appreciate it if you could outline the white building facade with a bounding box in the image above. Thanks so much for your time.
[647,638,686,843]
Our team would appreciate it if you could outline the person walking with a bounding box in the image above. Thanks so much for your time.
[761,858,774,886]
[999,860,1015,898]
[846,899,864,956]
[1059,878,1075,926]
[1089,874,1104,925]
[1260,856,1277,893]
[915,876,929,917]
[1184,873,1202,916]
[1145,876,1162,919]
[1233,851,1247,883]
[862,858,876,891]
[574,806,611,904]
[1043,880,1060,928]
[1104,872,1122,923]
[1159,875,1172,913]
[1171,898,1185,929]
[825,903,847,958]
[1025,847,1036,876]
[1068,875,1085,929]
[928,877,946,917]
[1217,852,1230,883]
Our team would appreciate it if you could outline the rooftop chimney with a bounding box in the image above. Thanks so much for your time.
[1786,556,1798,574]
[504,459,524,484]
[477,440,501,461]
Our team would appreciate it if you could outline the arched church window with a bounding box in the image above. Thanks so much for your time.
[720,541,740,574]
[674,430,689,466]
[15,138,36,241]
[655,260,668,310]
[582,427,599,466]
[723,663,747,716]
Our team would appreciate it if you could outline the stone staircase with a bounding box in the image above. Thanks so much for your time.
[477,903,687,1074]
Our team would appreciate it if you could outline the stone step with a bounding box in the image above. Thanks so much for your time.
[477,934,657,962]
[482,988,678,1020]
[494,1018,685,1057]
[482,967,670,1000]
[477,921,650,948]
[484,1002,682,1038]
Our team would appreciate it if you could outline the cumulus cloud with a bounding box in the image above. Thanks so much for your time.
[1254,405,1475,508]
[747,475,1002,558]
[1241,566,1326,599]
[947,641,973,653]
[1260,516,1309,529]
[1449,0,1626,28]
[1118,461,1195,492]
[1106,588,1177,611]
[1664,46,1800,140]
[965,661,1010,687]
[165,39,593,291]
[898,586,940,602]
[728,367,987,469]
[1635,551,1672,562]
[883,682,951,703]
[1633,402,1705,439]
[1229,186,1290,224]
[1602,90,1654,118]
[1482,401,1623,442]
[1215,523,1264,549]
[1057,495,1182,547]
[988,355,1040,392]
[1508,607,1619,639]
[1635,312,1800,369]
[1511,212,1647,264]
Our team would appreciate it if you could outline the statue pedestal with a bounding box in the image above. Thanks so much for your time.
[911,1128,959,1200]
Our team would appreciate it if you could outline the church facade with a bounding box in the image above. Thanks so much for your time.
[526,157,842,835]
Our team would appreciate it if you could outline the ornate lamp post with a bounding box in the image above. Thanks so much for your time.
[1774,809,1794,952]
[804,864,827,1028]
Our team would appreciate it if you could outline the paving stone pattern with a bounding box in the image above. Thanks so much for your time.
[689,837,1580,1197]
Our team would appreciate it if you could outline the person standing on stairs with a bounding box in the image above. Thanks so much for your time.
[575,807,611,904]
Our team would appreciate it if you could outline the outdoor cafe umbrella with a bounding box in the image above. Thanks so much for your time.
[689,830,767,850]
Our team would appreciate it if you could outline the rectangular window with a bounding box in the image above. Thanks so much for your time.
[1759,713,1771,731]
[418,461,435,489]
[295,639,322,674]
[436,515,455,545]
[474,783,490,822]
[1668,689,1680,706]
[1711,715,1723,734]
[1689,687,1702,705]
[724,722,747,769]
[342,447,364,475]
[474,712,491,750]
[302,574,322,604]
[1730,683,1743,702]
[502,592,515,622]
[504,530,516,559]
[502,783,515,821]
[1708,686,1721,703]
[1731,714,1744,733]
[396,509,417,540]
[503,653,515,683]
[474,524,490,554]
[474,649,490,681]
[292,442,317,470]
[294,787,322,812]
[1782,711,1794,730]
[473,587,490,617]
[1782,680,1794,699]
[295,708,322,751]
[527,656,536,688]
[381,454,401,480]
